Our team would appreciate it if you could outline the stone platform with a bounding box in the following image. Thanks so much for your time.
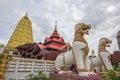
[49,73,102,80]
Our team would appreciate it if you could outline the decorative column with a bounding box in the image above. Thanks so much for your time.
[117,31,120,50]
[89,50,96,72]
[0,53,12,80]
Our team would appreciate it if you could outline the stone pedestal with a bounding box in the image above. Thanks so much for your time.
[49,73,102,80]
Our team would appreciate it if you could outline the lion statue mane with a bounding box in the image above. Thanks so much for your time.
[55,23,92,76]
[90,37,113,72]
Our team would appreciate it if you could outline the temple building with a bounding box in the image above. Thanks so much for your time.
[4,13,33,57]
[2,13,69,60]
[17,22,69,60]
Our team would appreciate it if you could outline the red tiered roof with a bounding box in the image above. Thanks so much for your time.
[37,43,47,49]
[45,37,65,44]
[42,25,67,50]
[46,42,66,50]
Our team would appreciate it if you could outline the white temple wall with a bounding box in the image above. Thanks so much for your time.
[5,58,55,80]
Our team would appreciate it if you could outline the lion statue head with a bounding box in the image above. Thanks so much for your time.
[98,37,112,52]
[75,23,91,35]
[74,23,91,55]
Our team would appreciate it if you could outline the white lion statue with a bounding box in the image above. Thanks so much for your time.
[90,37,113,72]
[55,23,92,76]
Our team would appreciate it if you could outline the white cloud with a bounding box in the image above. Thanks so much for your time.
[107,5,116,12]
[0,0,120,55]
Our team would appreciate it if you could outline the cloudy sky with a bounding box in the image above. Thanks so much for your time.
[0,0,120,55]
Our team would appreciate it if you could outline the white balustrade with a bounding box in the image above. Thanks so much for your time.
[5,57,55,80]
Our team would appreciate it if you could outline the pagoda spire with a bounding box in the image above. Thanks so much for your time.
[25,12,28,16]
[50,21,60,38]
[4,13,33,52]
[54,21,57,33]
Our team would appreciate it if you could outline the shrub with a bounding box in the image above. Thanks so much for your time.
[102,69,120,80]
[25,70,56,80]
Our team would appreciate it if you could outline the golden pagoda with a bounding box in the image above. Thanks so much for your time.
[4,13,33,53]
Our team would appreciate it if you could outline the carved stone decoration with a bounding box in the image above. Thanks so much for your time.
[90,37,113,72]
[0,53,12,80]
[55,23,94,76]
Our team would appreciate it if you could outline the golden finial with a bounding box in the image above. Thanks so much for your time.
[67,42,71,48]
[25,13,28,16]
